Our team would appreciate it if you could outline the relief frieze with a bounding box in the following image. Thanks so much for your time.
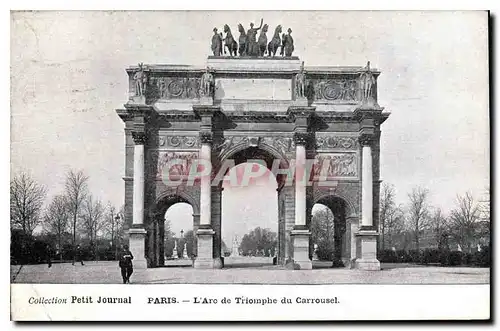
[158,135,200,149]
[313,153,358,178]
[315,136,359,150]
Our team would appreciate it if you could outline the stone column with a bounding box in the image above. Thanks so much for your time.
[194,131,215,269]
[290,131,312,270]
[158,219,165,266]
[343,215,358,268]
[129,131,148,269]
[355,135,380,270]
[211,187,223,269]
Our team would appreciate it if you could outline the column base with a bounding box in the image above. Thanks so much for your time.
[194,228,215,269]
[290,229,312,270]
[213,257,224,269]
[354,259,381,271]
[354,230,380,271]
[128,227,148,269]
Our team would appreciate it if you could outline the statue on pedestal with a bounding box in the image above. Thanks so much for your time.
[199,67,214,98]
[211,28,223,56]
[360,61,376,105]
[133,63,147,97]
[295,61,306,99]
[313,243,319,261]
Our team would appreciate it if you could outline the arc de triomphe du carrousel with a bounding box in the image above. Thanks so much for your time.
[116,21,390,270]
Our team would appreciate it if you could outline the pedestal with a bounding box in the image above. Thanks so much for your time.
[128,228,147,269]
[291,229,312,270]
[354,230,380,270]
[194,228,215,269]
[294,97,308,106]
[199,97,214,106]
[128,95,146,104]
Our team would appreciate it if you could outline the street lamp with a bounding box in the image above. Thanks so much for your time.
[114,213,121,260]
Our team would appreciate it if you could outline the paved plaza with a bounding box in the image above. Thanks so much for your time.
[11,259,490,285]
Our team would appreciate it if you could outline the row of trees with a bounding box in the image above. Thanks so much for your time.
[379,184,490,253]
[10,170,126,264]
[309,184,490,262]
[239,227,277,257]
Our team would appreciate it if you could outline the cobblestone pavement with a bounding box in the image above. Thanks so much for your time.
[11,260,490,284]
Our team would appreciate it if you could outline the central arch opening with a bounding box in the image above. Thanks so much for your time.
[220,146,285,268]
[311,196,349,268]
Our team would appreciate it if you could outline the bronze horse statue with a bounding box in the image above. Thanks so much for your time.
[257,24,269,56]
[223,24,238,57]
[267,25,282,57]
[237,23,247,56]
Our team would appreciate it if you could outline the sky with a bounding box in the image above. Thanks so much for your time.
[10,11,489,241]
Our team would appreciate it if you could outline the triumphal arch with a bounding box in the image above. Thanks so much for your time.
[116,22,389,270]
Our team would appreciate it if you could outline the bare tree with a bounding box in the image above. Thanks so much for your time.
[102,203,125,259]
[384,205,406,249]
[10,172,47,236]
[43,194,70,260]
[430,208,449,249]
[449,192,481,253]
[64,170,89,262]
[407,187,430,251]
[81,195,105,260]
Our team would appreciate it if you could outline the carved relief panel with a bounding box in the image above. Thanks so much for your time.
[315,135,359,150]
[308,78,360,102]
[150,151,199,180]
[149,77,201,99]
[312,153,359,179]
[158,135,200,149]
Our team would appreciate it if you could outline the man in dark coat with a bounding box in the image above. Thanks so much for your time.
[118,245,134,284]
[46,244,52,268]
[72,244,85,266]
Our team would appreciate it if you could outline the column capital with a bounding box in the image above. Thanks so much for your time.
[358,133,374,147]
[199,131,213,145]
[294,132,309,146]
[287,106,316,120]
[132,131,147,145]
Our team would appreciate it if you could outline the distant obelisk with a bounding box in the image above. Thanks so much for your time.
[173,240,179,259]
[231,235,240,257]
[183,242,189,259]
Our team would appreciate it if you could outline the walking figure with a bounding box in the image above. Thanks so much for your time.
[119,245,134,284]
[72,244,85,266]
[46,244,52,268]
